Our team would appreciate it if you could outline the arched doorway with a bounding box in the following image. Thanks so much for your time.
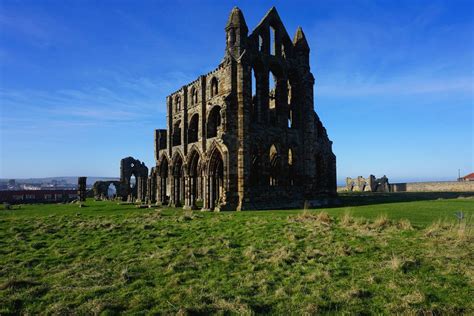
[107,183,117,199]
[172,155,184,206]
[208,149,224,210]
[158,157,169,204]
[130,174,137,198]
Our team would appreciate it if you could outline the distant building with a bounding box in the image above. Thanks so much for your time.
[459,173,474,182]
[0,190,78,204]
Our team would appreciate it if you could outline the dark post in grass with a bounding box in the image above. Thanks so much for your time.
[78,177,87,203]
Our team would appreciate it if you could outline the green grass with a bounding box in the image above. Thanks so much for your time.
[1,193,473,314]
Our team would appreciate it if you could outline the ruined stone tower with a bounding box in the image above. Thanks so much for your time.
[154,7,336,211]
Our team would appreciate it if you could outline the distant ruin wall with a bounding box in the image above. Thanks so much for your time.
[391,181,474,192]
[338,181,474,193]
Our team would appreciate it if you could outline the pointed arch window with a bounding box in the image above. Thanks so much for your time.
[270,26,276,56]
[191,87,198,105]
[211,77,218,97]
[175,96,181,112]
[258,35,263,52]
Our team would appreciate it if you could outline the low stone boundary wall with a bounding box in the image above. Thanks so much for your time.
[338,181,474,193]
[391,181,474,192]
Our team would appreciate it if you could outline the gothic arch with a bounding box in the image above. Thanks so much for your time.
[173,120,182,146]
[269,144,281,186]
[157,154,170,204]
[207,105,222,138]
[190,87,198,105]
[175,95,182,112]
[188,113,199,144]
[187,148,202,208]
[170,151,184,206]
[210,77,218,97]
[207,144,226,210]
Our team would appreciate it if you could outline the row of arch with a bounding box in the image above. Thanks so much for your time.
[171,77,219,113]
[157,146,225,210]
[172,105,222,146]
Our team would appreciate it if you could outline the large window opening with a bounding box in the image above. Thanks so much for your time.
[175,96,181,112]
[210,77,218,97]
[269,70,276,109]
[207,106,221,138]
[191,88,198,105]
[107,183,117,199]
[269,145,280,186]
[251,68,257,119]
[173,120,182,146]
[288,149,295,186]
[270,26,276,56]
[188,114,199,143]
[288,110,292,128]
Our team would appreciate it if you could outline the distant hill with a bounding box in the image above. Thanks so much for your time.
[0,177,119,186]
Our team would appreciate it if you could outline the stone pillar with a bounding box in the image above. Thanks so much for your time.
[156,176,162,205]
[171,176,182,207]
[163,178,168,204]
[209,175,215,210]
[170,176,176,206]
[202,175,210,210]
[184,175,191,209]
[77,177,87,202]
[180,177,185,203]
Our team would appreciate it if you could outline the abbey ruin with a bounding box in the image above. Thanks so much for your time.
[92,7,336,210]
[152,7,336,210]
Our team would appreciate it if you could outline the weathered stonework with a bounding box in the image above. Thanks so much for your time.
[346,175,390,192]
[154,7,336,211]
[77,177,87,202]
[93,157,149,201]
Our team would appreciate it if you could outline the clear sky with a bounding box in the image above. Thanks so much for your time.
[0,0,472,184]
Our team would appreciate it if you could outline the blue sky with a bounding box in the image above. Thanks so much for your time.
[0,0,472,184]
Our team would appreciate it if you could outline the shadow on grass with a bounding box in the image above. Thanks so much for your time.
[336,191,474,207]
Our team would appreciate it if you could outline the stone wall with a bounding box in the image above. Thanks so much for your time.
[338,181,474,193]
[346,175,390,192]
[391,181,474,192]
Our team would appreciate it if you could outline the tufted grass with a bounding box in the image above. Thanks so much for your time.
[0,193,473,314]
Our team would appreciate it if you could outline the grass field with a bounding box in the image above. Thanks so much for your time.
[1,192,473,314]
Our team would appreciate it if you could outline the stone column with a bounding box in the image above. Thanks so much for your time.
[170,176,175,206]
[183,175,191,209]
[180,177,185,203]
[209,175,215,210]
[202,175,209,210]
[77,177,87,202]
